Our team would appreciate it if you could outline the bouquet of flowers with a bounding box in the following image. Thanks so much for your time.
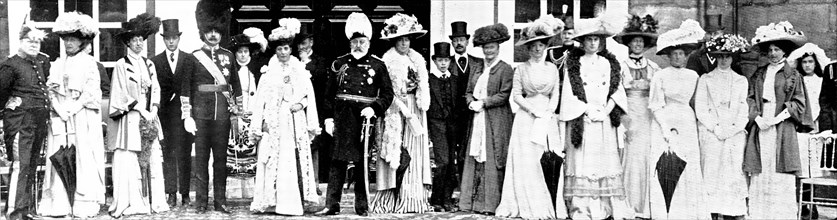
[706,34,750,54]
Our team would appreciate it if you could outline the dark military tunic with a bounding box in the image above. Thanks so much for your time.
[0,53,51,214]
[181,46,241,120]
[322,53,394,162]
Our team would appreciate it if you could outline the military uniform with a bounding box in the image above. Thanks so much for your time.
[0,53,51,215]
[180,45,241,209]
[321,53,394,214]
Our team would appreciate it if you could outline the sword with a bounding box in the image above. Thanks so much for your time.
[360,116,374,199]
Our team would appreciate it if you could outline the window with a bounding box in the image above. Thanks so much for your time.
[28,0,129,67]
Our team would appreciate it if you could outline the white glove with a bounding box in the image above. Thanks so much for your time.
[139,109,153,121]
[324,118,335,135]
[184,117,197,135]
[755,116,770,130]
[773,110,791,124]
[260,65,269,74]
[532,110,549,118]
[469,101,484,112]
[360,107,375,118]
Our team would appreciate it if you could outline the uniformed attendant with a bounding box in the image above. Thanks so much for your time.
[150,18,196,208]
[0,20,50,220]
[316,12,394,216]
[180,0,242,214]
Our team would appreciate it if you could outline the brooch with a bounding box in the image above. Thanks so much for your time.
[222,69,230,76]
[367,77,374,84]
[368,69,376,77]
[284,75,291,83]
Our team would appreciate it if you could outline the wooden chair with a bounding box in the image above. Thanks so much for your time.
[798,135,837,220]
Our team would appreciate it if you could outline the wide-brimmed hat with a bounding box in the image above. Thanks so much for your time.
[345,12,372,40]
[613,14,658,48]
[53,11,98,40]
[160,19,181,37]
[228,34,261,53]
[449,21,470,39]
[705,34,750,55]
[269,18,300,48]
[242,27,267,52]
[115,13,160,43]
[572,10,628,42]
[656,19,705,55]
[195,0,230,35]
[432,42,452,59]
[381,13,426,40]
[751,21,806,53]
[515,19,554,46]
[787,43,830,72]
[473,23,510,47]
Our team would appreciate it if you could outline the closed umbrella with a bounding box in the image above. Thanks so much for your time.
[654,139,686,213]
[48,124,76,206]
[540,150,563,207]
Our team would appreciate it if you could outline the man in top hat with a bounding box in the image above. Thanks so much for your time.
[316,12,394,216]
[447,21,483,180]
[150,18,197,208]
[181,0,242,213]
[293,22,332,190]
[1,17,50,220]
[686,14,741,76]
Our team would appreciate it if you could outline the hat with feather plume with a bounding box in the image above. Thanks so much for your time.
[473,23,510,47]
[515,19,554,46]
[345,12,373,40]
[613,14,658,48]
[656,19,705,55]
[53,11,98,40]
[269,18,301,48]
[572,10,629,42]
[116,13,161,43]
[19,13,46,41]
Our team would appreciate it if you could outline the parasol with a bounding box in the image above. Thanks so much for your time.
[654,132,686,213]
[540,139,563,207]
[395,147,411,191]
[48,124,76,206]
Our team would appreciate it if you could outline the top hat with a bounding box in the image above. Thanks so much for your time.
[432,42,452,59]
[449,21,470,39]
[160,19,182,37]
[704,14,725,33]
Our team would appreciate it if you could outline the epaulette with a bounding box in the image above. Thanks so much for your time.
[331,59,342,72]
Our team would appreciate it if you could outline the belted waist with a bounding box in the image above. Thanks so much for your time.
[626,89,650,97]
[198,84,230,92]
[336,94,376,104]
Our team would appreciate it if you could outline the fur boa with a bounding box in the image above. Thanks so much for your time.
[565,48,626,147]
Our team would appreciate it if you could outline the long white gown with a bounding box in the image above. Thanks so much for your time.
[39,53,106,217]
[495,60,563,219]
[694,68,749,216]
[249,56,319,215]
[647,67,708,219]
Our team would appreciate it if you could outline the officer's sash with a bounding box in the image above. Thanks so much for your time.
[193,50,235,107]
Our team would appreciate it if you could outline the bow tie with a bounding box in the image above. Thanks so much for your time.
[629,56,643,64]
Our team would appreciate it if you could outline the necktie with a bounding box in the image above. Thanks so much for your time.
[458,57,466,70]
[170,52,175,62]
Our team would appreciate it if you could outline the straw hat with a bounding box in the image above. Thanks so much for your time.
[751,21,806,52]
[380,13,427,40]
[515,19,555,46]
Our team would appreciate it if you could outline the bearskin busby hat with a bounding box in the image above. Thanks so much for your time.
[195,0,231,37]
[345,12,372,40]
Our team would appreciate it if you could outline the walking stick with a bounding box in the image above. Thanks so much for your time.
[360,116,374,199]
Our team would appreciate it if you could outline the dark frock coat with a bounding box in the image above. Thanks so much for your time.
[458,59,514,213]
[744,62,814,174]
